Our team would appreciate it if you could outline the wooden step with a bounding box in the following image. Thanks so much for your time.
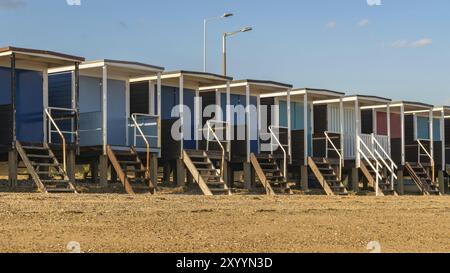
[22,146,48,151]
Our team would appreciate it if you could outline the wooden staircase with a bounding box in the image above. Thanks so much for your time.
[15,141,77,194]
[405,162,441,196]
[360,161,397,196]
[250,154,292,195]
[183,150,231,196]
[106,145,156,195]
[308,157,347,196]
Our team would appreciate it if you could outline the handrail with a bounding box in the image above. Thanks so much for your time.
[206,120,227,178]
[131,113,160,178]
[269,125,287,180]
[45,108,68,173]
[358,136,383,196]
[371,134,398,190]
[417,139,435,182]
[324,132,343,181]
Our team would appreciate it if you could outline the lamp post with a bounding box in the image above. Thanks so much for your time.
[204,13,233,72]
[222,27,253,77]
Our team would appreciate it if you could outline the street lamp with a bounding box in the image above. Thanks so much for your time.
[204,13,234,72]
[222,27,253,77]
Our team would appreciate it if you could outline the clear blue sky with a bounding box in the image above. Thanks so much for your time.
[0,0,449,105]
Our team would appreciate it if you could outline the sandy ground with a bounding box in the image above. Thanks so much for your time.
[0,192,449,253]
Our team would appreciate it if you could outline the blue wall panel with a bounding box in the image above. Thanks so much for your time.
[16,69,44,143]
[416,116,430,140]
[161,85,196,149]
[79,76,102,146]
[433,119,441,141]
[49,72,72,108]
[279,100,313,156]
[107,79,127,146]
[0,67,12,104]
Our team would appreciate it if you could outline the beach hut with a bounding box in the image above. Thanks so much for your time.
[433,106,450,194]
[49,60,164,194]
[260,88,346,195]
[0,46,84,193]
[356,101,441,195]
[130,70,233,195]
[197,79,293,195]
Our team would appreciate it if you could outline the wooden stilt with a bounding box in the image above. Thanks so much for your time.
[149,153,158,188]
[99,155,108,187]
[243,162,254,190]
[8,150,18,188]
[223,161,232,188]
[176,158,186,187]
[91,159,98,183]
[67,149,76,183]
[397,168,404,195]
[438,170,445,195]
[352,168,359,193]
[301,165,309,192]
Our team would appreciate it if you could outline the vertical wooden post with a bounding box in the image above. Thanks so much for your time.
[91,159,98,183]
[99,155,108,187]
[149,153,158,188]
[67,149,76,183]
[102,65,108,155]
[301,165,309,192]
[438,170,445,195]
[352,167,359,193]
[176,158,186,187]
[303,91,308,165]
[246,84,251,162]
[397,168,404,195]
[244,162,254,190]
[179,75,184,158]
[8,150,18,188]
[11,53,17,148]
[223,160,232,188]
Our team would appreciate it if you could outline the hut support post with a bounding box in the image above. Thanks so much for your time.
[303,91,308,165]
[102,65,108,155]
[301,165,309,191]
[99,155,108,187]
[176,158,186,187]
[67,149,76,183]
[439,109,445,194]
[179,75,184,158]
[244,162,254,190]
[149,153,158,187]
[398,104,406,194]
[353,98,360,193]
[8,150,18,188]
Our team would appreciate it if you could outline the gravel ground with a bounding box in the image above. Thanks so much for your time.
[0,193,449,253]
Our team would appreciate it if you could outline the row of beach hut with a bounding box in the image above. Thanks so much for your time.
[0,45,448,196]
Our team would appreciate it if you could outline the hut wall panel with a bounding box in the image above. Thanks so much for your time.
[361,109,373,134]
[260,97,274,128]
[434,141,442,166]
[416,116,430,140]
[79,76,102,147]
[314,105,327,134]
[48,72,73,143]
[130,82,150,115]
[391,138,402,165]
[405,115,415,144]
[377,112,401,138]
[0,67,13,148]
[107,79,127,146]
[15,69,44,143]
[161,119,181,161]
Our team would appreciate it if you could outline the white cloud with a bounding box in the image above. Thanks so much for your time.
[392,38,432,48]
[358,19,370,27]
[0,0,25,9]
[327,21,337,29]
[411,38,433,48]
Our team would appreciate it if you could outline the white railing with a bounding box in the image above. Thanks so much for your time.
[324,132,343,181]
[205,120,230,178]
[357,136,384,196]
[344,133,389,159]
[268,125,288,180]
[417,139,435,182]
[372,134,398,191]
[130,113,160,177]
[45,107,78,173]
